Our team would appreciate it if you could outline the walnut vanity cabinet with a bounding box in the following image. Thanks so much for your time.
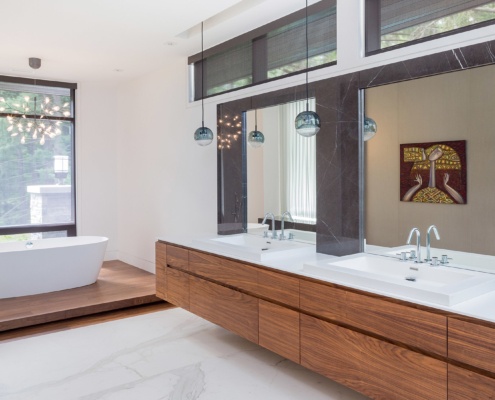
[300,314,447,400]
[189,276,259,343]
[448,317,495,399]
[156,241,495,399]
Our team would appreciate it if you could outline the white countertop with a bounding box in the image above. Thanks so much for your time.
[157,233,495,324]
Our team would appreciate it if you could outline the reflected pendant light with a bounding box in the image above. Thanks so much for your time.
[295,0,321,137]
[194,21,213,146]
[363,117,377,141]
[248,109,265,148]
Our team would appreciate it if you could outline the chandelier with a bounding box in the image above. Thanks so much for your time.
[1,94,71,145]
[218,114,241,150]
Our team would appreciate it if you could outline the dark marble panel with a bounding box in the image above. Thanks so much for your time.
[218,38,495,255]
[217,98,250,235]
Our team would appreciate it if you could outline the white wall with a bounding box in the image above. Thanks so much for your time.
[76,1,495,272]
[114,57,217,272]
[76,82,121,260]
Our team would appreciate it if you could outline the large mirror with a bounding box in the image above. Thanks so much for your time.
[245,99,317,227]
[365,63,495,271]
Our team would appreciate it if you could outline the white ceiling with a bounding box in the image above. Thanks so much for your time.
[0,0,316,83]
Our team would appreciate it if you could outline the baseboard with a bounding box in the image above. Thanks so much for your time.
[117,251,155,274]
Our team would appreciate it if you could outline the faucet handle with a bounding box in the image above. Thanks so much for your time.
[440,254,451,265]
[430,257,439,266]
[409,250,416,260]
[263,230,268,238]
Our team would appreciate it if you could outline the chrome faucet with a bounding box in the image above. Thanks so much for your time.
[261,212,277,239]
[280,211,294,240]
[426,225,440,263]
[406,227,422,263]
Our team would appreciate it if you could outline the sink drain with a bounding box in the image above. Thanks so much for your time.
[405,276,417,282]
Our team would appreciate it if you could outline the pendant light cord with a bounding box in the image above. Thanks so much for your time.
[255,109,258,130]
[305,0,309,112]
[201,21,205,129]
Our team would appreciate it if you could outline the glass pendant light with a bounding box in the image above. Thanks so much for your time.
[363,117,377,141]
[248,109,264,148]
[295,0,321,138]
[194,22,213,146]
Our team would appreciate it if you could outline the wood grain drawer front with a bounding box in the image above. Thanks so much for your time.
[259,300,300,364]
[301,315,447,400]
[449,364,495,400]
[188,250,258,293]
[155,242,167,300]
[449,318,495,374]
[345,291,447,357]
[299,280,346,321]
[166,245,189,271]
[257,269,299,308]
[189,277,258,343]
[166,267,190,310]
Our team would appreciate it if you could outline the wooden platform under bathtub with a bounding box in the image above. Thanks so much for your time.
[0,261,163,332]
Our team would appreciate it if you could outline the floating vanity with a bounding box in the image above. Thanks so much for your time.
[156,234,495,400]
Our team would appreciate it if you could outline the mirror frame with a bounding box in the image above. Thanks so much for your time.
[217,39,495,256]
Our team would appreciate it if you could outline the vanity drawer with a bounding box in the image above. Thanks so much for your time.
[190,276,258,343]
[345,291,447,357]
[299,280,346,321]
[188,250,258,293]
[166,267,190,310]
[449,317,495,374]
[259,300,300,364]
[257,269,299,308]
[155,242,167,300]
[448,364,495,400]
[166,245,189,271]
[301,314,447,400]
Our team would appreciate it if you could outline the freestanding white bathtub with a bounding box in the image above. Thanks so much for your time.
[0,236,108,299]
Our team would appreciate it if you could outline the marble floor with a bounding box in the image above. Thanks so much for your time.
[0,308,368,400]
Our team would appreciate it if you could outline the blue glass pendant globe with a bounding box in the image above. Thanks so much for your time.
[363,117,377,141]
[194,126,213,146]
[248,130,265,148]
[295,110,321,137]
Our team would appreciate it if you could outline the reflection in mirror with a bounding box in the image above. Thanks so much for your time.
[245,99,317,242]
[364,64,495,272]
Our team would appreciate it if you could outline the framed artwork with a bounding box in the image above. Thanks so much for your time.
[400,140,466,204]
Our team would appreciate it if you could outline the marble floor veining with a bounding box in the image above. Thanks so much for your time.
[0,308,368,400]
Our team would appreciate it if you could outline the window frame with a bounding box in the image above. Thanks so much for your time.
[365,0,495,56]
[0,75,77,238]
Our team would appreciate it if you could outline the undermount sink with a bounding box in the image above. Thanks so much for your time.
[194,233,315,262]
[303,254,495,306]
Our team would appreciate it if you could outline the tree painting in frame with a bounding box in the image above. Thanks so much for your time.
[400,140,466,204]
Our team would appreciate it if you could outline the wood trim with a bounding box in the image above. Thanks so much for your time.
[301,314,447,400]
[166,245,189,271]
[155,242,167,300]
[190,276,258,343]
[259,300,300,364]
[448,364,495,400]
[449,317,495,374]
[345,291,447,357]
[166,267,190,310]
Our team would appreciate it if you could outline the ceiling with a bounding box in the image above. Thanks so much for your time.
[0,0,317,83]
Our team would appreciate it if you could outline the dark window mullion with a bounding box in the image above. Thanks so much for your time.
[365,0,382,54]
[253,36,268,84]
